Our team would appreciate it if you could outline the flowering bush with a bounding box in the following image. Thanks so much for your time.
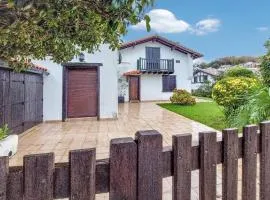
[170,89,196,105]
[212,77,260,109]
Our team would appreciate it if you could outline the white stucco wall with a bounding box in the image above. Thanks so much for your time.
[33,60,63,121]
[34,44,118,121]
[118,41,194,101]
[73,45,118,119]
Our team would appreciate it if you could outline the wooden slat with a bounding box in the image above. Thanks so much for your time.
[7,168,23,200]
[199,132,217,200]
[96,159,109,194]
[242,125,258,200]
[54,163,70,199]
[109,138,137,200]
[24,153,54,200]
[260,121,270,200]
[222,129,238,200]
[0,157,8,200]
[173,134,192,200]
[70,149,96,200]
[136,130,163,200]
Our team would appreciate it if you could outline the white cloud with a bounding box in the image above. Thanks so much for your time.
[132,9,191,33]
[257,27,269,32]
[132,9,221,36]
[192,19,221,35]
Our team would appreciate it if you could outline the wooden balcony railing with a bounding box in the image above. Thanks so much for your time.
[137,58,174,74]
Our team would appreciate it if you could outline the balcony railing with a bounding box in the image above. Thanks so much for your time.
[137,58,174,74]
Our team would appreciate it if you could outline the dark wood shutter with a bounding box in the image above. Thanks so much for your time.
[162,75,176,92]
[146,47,160,70]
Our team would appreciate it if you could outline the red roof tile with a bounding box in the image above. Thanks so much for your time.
[32,64,48,72]
[123,70,141,76]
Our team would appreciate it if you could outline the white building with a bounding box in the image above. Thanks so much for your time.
[118,35,202,102]
[34,35,202,121]
[191,67,219,90]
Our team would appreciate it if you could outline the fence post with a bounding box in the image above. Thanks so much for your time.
[222,129,238,200]
[173,134,192,200]
[7,169,23,200]
[109,137,137,200]
[242,125,258,200]
[24,153,54,200]
[70,149,96,200]
[0,157,8,200]
[199,131,217,200]
[136,130,163,200]
[54,164,70,199]
[260,121,270,200]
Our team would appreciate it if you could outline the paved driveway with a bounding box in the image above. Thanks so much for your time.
[10,102,222,200]
[10,102,218,166]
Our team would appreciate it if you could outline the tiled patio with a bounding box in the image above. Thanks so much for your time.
[10,102,219,166]
[10,102,225,199]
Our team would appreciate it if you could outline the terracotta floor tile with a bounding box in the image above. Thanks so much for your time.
[10,102,225,199]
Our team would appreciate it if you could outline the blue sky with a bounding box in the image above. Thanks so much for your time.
[124,0,270,62]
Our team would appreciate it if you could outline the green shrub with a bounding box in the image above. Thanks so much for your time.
[192,81,213,98]
[223,66,255,78]
[260,54,270,87]
[0,124,9,140]
[170,89,196,105]
[227,87,270,127]
[212,77,260,120]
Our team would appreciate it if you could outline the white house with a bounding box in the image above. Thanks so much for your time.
[118,35,203,102]
[191,67,219,90]
[34,44,118,121]
[34,35,202,122]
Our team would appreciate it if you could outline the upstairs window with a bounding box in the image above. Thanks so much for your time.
[162,75,176,92]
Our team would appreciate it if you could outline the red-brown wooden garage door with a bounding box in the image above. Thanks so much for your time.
[67,68,98,118]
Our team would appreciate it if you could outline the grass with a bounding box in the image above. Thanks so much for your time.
[158,102,226,130]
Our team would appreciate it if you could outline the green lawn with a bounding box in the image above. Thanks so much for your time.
[158,102,226,130]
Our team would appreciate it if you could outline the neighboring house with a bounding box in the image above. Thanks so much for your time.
[192,67,219,90]
[218,65,233,72]
[32,35,202,122]
[118,35,202,102]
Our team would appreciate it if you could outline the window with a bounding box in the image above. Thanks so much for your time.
[203,75,208,82]
[162,75,176,92]
[146,47,161,70]
[194,77,198,83]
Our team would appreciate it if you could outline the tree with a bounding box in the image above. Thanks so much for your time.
[225,39,270,127]
[260,40,270,86]
[0,0,153,70]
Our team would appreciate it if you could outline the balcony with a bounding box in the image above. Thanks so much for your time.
[137,58,174,74]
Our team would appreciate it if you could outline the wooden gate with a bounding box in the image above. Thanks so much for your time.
[0,67,43,134]
[1,122,270,199]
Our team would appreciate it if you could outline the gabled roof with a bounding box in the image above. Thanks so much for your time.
[120,35,203,59]
[194,67,220,77]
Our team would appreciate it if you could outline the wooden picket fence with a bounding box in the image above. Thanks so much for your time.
[1,122,270,200]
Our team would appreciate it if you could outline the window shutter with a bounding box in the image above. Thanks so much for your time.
[169,75,176,91]
[162,75,169,92]
[162,75,176,92]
